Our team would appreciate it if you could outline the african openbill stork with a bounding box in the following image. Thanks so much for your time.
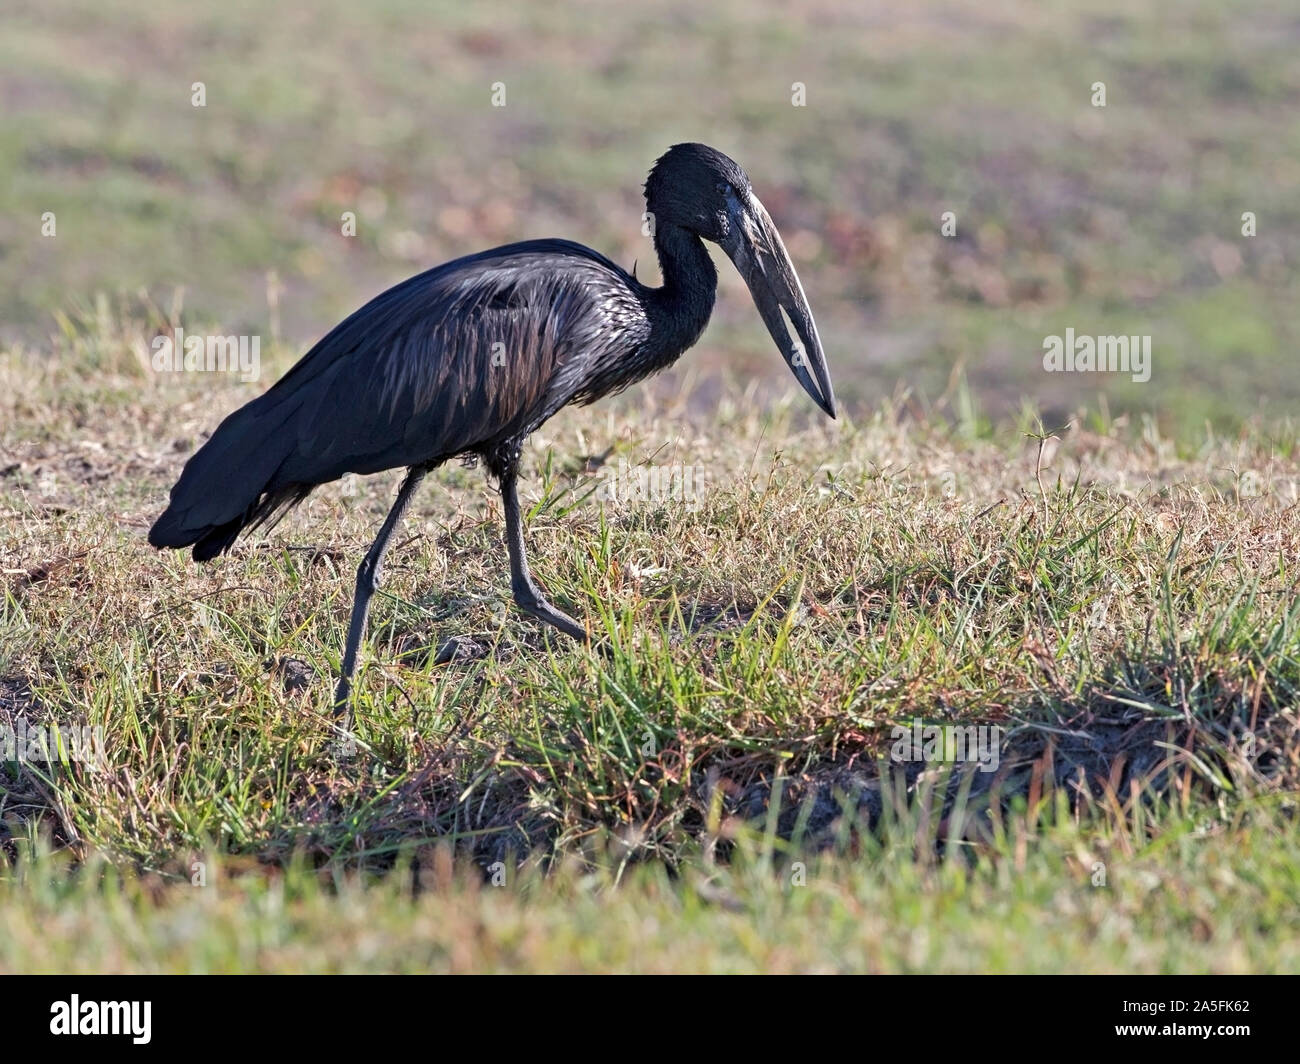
[149,143,836,708]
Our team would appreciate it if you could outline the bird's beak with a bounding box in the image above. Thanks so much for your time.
[721,193,836,419]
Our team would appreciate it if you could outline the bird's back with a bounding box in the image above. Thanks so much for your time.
[272,239,650,471]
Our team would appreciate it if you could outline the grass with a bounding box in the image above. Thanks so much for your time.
[2,315,1299,971]
[4,798,1298,973]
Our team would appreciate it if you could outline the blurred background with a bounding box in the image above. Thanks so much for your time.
[3,0,1297,436]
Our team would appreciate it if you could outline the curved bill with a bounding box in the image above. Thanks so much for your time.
[720,192,837,419]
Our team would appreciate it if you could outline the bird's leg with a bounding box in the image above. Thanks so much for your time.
[500,465,588,643]
[334,467,427,712]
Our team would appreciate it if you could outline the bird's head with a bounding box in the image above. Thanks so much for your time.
[645,142,836,419]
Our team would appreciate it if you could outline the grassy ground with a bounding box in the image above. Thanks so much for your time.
[2,324,1298,971]
[5,805,1298,974]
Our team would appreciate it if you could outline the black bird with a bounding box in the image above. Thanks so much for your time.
[149,143,836,708]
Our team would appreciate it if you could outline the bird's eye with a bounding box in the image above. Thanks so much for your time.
[716,182,729,195]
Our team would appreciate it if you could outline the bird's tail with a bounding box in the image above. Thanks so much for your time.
[148,394,314,561]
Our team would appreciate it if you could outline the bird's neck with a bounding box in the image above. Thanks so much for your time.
[645,223,717,364]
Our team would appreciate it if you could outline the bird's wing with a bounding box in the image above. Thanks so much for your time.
[253,241,644,486]
[151,241,649,549]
